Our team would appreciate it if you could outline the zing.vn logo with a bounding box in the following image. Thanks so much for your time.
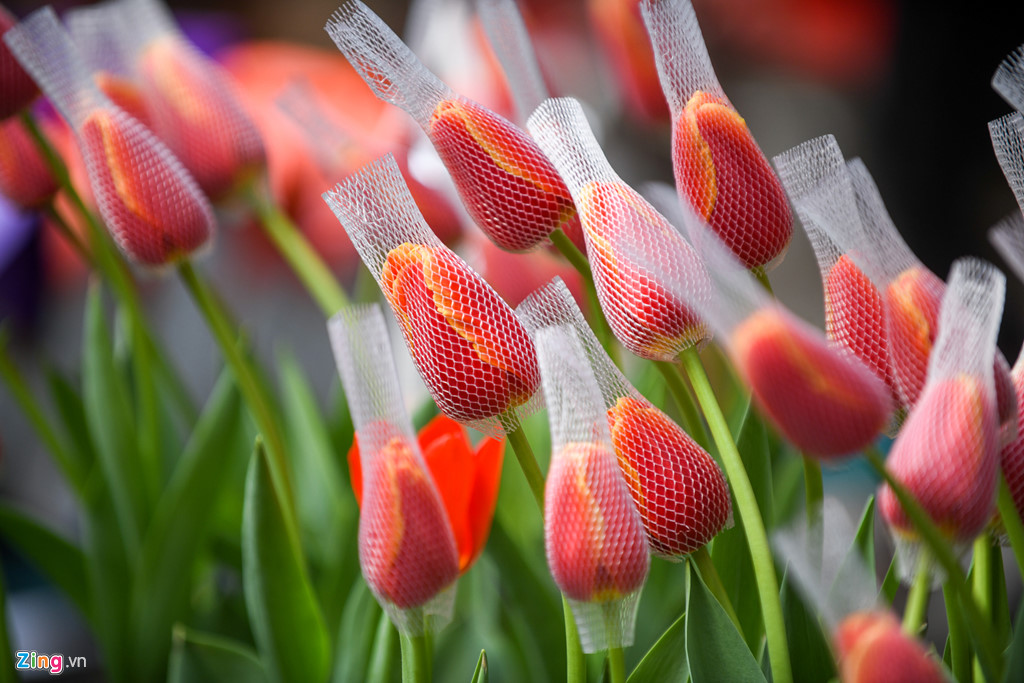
[15,651,87,675]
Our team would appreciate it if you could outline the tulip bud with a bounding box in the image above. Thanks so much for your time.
[835,611,945,683]
[5,8,214,267]
[0,6,38,119]
[324,154,541,437]
[0,116,56,208]
[325,0,582,254]
[642,0,792,270]
[329,304,460,634]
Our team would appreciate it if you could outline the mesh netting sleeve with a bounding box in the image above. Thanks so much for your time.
[475,0,549,124]
[991,113,1024,216]
[993,43,1024,114]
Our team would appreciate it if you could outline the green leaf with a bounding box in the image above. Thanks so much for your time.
[830,496,878,608]
[129,372,245,681]
[43,365,96,480]
[734,399,773,529]
[332,579,383,683]
[1002,600,1024,683]
[469,650,488,683]
[167,625,269,683]
[242,440,330,683]
[685,562,765,683]
[880,554,899,606]
[780,572,836,683]
[0,504,90,621]
[82,283,146,556]
[626,611,688,683]
[366,612,400,683]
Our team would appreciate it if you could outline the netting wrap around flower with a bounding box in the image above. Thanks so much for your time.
[323,153,541,437]
[527,96,710,361]
[535,323,649,653]
[517,277,731,558]
[879,258,1006,581]
[993,42,1024,114]
[4,6,214,267]
[640,0,792,271]
[328,303,459,636]
[325,0,581,253]
[475,0,549,125]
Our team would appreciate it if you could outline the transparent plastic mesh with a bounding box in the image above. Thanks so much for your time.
[535,324,649,653]
[517,277,731,558]
[878,258,1004,579]
[328,304,459,635]
[475,0,548,124]
[993,43,1024,114]
[990,113,1024,216]
[527,97,710,361]
[5,7,214,268]
[91,0,265,200]
[325,0,582,253]
[641,0,792,271]
[0,115,56,208]
[645,185,892,459]
[0,6,40,119]
[323,154,541,437]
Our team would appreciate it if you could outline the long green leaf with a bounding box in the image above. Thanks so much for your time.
[43,365,97,481]
[1003,600,1024,683]
[626,612,688,683]
[685,562,765,683]
[167,626,269,683]
[242,440,330,683]
[780,572,836,683]
[332,579,383,683]
[469,651,488,683]
[830,496,879,610]
[0,504,90,621]
[82,283,145,557]
[130,372,244,681]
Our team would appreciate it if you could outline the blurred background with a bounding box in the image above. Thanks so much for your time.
[3,0,1024,677]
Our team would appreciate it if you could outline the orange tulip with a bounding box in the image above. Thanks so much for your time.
[0,6,39,119]
[607,396,730,556]
[673,91,792,270]
[380,242,540,424]
[835,611,945,683]
[731,307,891,458]
[0,116,55,208]
[545,441,650,602]
[94,71,151,128]
[350,414,504,574]
[884,265,942,408]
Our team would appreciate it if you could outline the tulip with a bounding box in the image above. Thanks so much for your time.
[607,395,730,556]
[834,611,945,683]
[883,265,943,408]
[1002,360,1024,521]
[93,71,152,128]
[350,414,504,573]
[546,441,650,603]
[0,6,38,119]
[673,91,792,270]
[0,116,55,208]
[731,306,892,458]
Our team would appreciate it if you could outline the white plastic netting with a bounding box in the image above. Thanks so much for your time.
[518,277,731,558]
[640,0,792,271]
[993,43,1024,114]
[475,0,548,125]
[527,97,710,361]
[991,113,1024,217]
[323,153,541,437]
[328,303,459,635]
[4,7,214,267]
[878,258,1005,580]
[325,0,582,253]
[535,324,649,653]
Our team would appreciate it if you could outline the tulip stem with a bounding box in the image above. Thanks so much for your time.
[563,596,586,683]
[504,419,546,511]
[678,348,793,683]
[863,445,1002,680]
[997,476,1024,580]
[399,632,430,683]
[607,646,625,683]
[43,202,90,262]
[691,545,741,632]
[901,549,930,635]
[549,229,619,366]
[177,261,294,513]
[971,536,994,683]
[247,184,350,318]
[752,267,774,295]
[943,582,970,683]
[655,360,711,452]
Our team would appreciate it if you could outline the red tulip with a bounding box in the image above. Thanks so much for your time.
[883,265,943,408]
[0,6,38,119]
[0,116,55,208]
[835,611,945,683]
[93,71,151,128]
[350,414,504,573]
[731,307,891,458]
[1001,360,1024,520]
[673,91,792,270]
[607,395,730,556]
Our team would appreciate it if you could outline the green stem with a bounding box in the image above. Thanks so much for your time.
[503,419,546,511]
[863,446,1001,680]
[752,267,774,295]
[691,545,741,631]
[366,612,397,683]
[399,632,429,683]
[563,595,586,683]
[248,185,350,318]
[901,549,930,635]
[679,348,792,683]
[803,455,824,570]
[549,229,619,366]
[972,537,994,682]
[607,646,625,683]
[177,262,293,509]
[997,476,1024,581]
[43,202,90,262]
[943,583,970,683]
[655,360,711,452]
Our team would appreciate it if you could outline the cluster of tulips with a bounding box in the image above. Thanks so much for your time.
[4,0,1024,682]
